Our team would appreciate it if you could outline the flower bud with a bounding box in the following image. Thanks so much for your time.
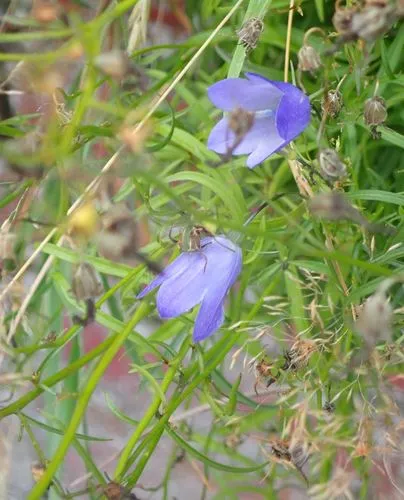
[94,50,129,79]
[321,90,343,118]
[237,17,264,53]
[71,263,103,301]
[228,108,255,140]
[364,96,387,126]
[318,148,347,181]
[356,291,393,346]
[298,44,321,73]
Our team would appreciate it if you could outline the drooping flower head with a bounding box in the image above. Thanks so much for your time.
[137,236,242,342]
[207,73,311,168]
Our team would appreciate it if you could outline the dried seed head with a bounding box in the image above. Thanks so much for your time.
[254,356,277,393]
[237,17,264,53]
[322,90,343,118]
[71,263,103,301]
[318,148,347,181]
[282,339,316,371]
[269,439,309,484]
[228,108,255,140]
[31,462,47,483]
[94,50,129,79]
[298,44,322,73]
[364,96,387,127]
[356,291,393,346]
[68,201,99,240]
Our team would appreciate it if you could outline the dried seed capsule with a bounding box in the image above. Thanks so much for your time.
[298,44,321,73]
[321,90,343,118]
[318,148,347,181]
[364,96,387,126]
[71,263,103,301]
[237,17,264,53]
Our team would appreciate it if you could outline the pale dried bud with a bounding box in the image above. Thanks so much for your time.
[94,50,129,79]
[356,291,393,346]
[71,263,103,301]
[318,148,347,181]
[298,44,322,73]
[228,108,255,139]
[0,224,17,261]
[322,90,343,118]
[237,17,264,53]
[31,462,46,483]
[364,96,387,126]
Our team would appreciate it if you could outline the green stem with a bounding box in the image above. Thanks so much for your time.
[114,336,191,478]
[124,332,239,486]
[27,302,149,498]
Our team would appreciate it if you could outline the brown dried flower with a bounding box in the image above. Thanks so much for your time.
[71,263,103,302]
[321,90,343,118]
[237,17,264,53]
